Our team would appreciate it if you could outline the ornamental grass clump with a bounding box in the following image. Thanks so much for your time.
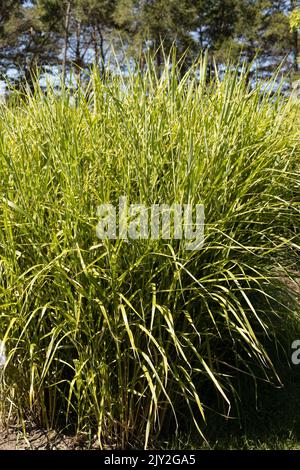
[0,55,299,448]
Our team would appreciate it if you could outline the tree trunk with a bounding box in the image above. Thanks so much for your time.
[97,25,106,77]
[293,29,299,72]
[291,0,299,72]
[62,0,71,86]
[92,25,100,66]
[75,19,82,87]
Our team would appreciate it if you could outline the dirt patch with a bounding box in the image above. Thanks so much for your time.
[282,273,300,297]
[0,425,98,450]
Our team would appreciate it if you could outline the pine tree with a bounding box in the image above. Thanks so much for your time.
[0,1,59,87]
[114,0,199,72]
[0,0,299,86]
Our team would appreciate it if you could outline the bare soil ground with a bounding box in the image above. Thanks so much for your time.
[0,424,98,450]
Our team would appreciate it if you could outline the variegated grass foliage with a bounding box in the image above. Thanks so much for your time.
[0,55,299,448]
